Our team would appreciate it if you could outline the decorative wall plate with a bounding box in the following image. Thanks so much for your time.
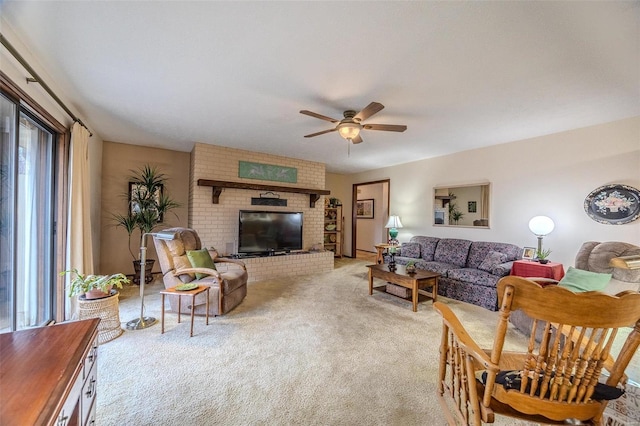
[584,184,640,225]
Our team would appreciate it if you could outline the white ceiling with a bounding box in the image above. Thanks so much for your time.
[1,1,639,174]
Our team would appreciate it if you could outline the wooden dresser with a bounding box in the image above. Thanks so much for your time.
[0,318,100,426]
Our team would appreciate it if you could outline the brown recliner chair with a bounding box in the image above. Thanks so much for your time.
[153,227,248,316]
[510,241,640,341]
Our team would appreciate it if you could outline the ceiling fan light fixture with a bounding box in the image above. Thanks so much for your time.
[337,122,361,141]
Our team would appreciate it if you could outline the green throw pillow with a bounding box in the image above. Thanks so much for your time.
[558,266,611,293]
[186,249,216,279]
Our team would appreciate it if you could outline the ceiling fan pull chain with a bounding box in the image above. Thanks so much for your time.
[348,140,350,157]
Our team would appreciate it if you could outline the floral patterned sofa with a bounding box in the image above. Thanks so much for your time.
[384,236,522,310]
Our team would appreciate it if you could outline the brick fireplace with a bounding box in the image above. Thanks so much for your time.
[189,143,334,281]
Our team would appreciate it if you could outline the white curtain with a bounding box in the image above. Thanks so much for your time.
[480,185,489,220]
[16,125,40,326]
[66,122,94,318]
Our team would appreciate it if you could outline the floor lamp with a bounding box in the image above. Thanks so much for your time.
[126,230,176,330]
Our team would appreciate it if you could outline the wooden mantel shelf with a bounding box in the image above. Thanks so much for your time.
[197,179,331,208]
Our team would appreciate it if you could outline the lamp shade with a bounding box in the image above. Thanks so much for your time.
[337,122,361,140]
[528,216,554,236]
[385,215,403,229]
[152,230,177,241]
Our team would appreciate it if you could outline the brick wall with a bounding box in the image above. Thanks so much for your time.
[238,251,335,282]
[189,143,327,256]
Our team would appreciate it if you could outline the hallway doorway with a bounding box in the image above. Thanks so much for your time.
[351,180,390,257]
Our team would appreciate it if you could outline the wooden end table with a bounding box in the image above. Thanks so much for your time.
[160,285,210,337]
[367,264,440,312]
[374,243,396,264]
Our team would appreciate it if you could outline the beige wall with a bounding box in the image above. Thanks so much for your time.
[100,142,190,275]
[189,143,326,255]
[334,116,640,266]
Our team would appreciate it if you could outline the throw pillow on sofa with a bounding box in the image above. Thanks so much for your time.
[186,249,217,279]
[478,251,508,273]
[558,266,611,293]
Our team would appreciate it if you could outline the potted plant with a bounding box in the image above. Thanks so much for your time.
[405,260,417,274]
[112,164,180,283]
[61,269,130,300]
[536,248,552,264]
[447,193,464,225]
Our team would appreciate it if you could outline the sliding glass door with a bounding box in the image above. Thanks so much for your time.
[1,93,56,332]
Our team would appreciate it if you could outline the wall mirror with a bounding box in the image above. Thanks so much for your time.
[433,182,490,228]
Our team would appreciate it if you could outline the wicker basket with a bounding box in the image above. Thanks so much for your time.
[386,283,411,298]
[78,291,124,344]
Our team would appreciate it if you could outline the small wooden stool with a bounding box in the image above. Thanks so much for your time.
[160,285,210,337]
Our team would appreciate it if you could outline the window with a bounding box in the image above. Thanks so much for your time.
[1,90,62,332]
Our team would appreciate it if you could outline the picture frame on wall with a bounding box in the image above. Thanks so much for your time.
[356,199,375,219]
[468,201,477,213]
[522,247,536,260]
[129,182,164,222]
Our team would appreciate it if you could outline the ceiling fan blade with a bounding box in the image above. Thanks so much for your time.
[300,110,339,123]
[304,128,338,138]
[363,123,407,132]
[351,134,363,144]
[354,102,384,122]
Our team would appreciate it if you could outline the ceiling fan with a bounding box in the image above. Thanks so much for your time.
[300,102,407,144]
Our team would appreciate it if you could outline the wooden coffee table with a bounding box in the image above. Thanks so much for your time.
[367,264,440,312]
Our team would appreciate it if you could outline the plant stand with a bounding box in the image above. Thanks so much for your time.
[78,290,124,344]
[132,259,155,285]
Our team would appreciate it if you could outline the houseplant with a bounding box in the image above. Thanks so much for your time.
[112,164,180,283]
[62,269,129,299]
[536,248,552,264]
[447,192,464,225]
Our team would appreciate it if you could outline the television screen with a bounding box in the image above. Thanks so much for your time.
[238,210,303,254]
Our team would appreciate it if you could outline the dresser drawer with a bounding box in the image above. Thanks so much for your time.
[81,357,97,425]
[83,338,98,381]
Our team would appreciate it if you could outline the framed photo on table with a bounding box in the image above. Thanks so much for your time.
[522,247,536,260]
[356,199,375,219]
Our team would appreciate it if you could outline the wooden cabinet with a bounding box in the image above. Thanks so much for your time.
[0,318,100,426]
[324,204,343,257]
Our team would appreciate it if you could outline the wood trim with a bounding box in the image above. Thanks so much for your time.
[352,179,390,257]
[1,70,70,323]
[197,179,330,208]
[0,70,66,133]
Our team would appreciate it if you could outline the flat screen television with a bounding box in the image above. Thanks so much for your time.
[238,210,303,255]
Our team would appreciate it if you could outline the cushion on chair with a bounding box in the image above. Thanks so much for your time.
[478,370,624,401]
[166,238,186,257]
[173,255,195,283]
[187,249,217,279]
[478,251,509,273]
[558,266,611,293]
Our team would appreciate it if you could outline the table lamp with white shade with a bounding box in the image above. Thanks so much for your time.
[385,215,403,245]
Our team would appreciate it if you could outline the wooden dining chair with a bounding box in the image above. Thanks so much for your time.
[433,276,640,425]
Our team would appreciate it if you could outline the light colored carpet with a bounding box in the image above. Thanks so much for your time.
[96,258,537,425]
